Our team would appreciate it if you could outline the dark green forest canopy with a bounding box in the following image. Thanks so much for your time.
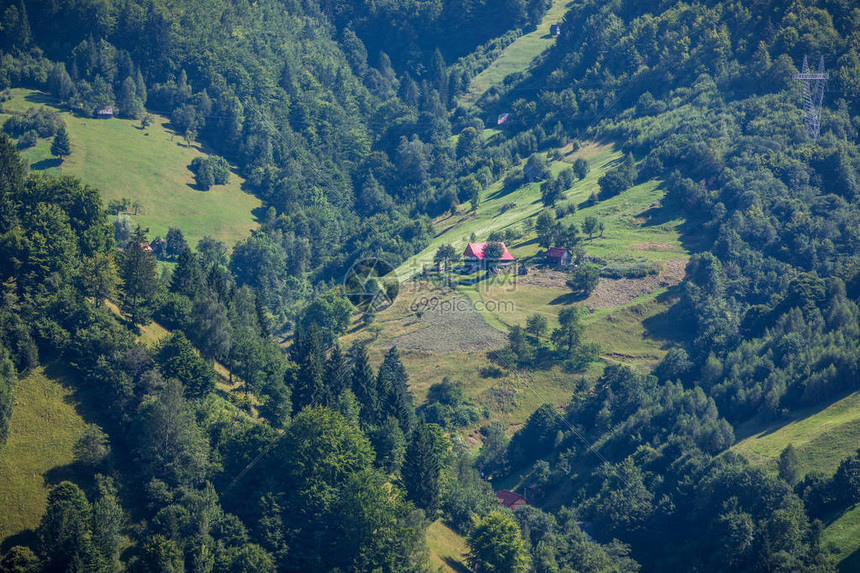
[0,0,859,571]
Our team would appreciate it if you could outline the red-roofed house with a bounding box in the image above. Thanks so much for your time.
[463,242,516,270]
[495,490,528,510]
[545,247,572,267]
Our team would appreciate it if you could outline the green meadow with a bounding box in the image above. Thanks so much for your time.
[0,88,261,249]
[732,391,860,570]
[0,365,88,542]
[460,0,574,107]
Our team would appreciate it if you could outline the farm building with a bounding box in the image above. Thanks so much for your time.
[545,247,572,267]
[95,106,114,119]
[524,164,543,182]
[550,23,561,36]
[495,490,528,510]
[463,242,516,270]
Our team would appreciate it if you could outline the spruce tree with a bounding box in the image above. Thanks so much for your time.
[254,289,270,336]
[292,324,325,412]
[118,226,158,324]
[51,125,71,160]
[401,423,441,512]
[350,341,378,426]
[169,246,204,299]
[0,344,17,446]
[324,342,349,403]
[0,134,24,233]
[376,346,414,433]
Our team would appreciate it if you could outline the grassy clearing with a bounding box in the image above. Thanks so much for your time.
[823,506,860,572]
[732,391,860,478]
[0,88,261,249]
[460,0,573,107]
[427,520,470,573]
[731,390,860,570]
[0,364,88,543]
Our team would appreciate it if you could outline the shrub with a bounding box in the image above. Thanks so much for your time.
[573,157,589,179]
[16,129,37,149]
[600,261,662,279]
[566,262,601,295]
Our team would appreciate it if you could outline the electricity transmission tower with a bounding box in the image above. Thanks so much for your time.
[792,55,828,141]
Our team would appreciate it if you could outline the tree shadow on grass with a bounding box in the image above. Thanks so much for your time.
[250,205,267,225]
[24,91,58,106]
[30,157,62,171]
[0,529,38,554]
[442,556,471,573]
[837,545,860,573]
[43,460,93,490]
[549,291,586,305]
[640,286,689,345]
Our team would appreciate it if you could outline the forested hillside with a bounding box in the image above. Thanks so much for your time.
[1,0,859,571]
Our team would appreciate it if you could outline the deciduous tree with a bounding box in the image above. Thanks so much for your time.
[467,511,530,573]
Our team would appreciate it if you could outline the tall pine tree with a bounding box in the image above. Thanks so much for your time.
[169,246,203,299]
[118,226,158,324]
[0,344,17,446]
[401,422,441,512]
[376,346,414,433]
[350,341,378,426]
[291,324,325,412]
[0,134,23,233]
[50,125,71,160]
[324,342,349,405]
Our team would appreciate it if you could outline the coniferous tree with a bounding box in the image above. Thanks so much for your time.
[401,422,441,512]
[254,289,270,337]
[292,324,325,412]
[0,134,24,234]
[118,226,158,324]
[324,342,349,405]
[0,344,16,446]
[80,252,121,307]
[50,125,71,160]
[350,341,378,426]
[155,331,215,398]
[376,346,414,433]
[169,246,204,299]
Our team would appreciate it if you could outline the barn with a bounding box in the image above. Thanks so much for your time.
[545,247,572,267]
[463,242,516,270]
[495,490,528,510]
